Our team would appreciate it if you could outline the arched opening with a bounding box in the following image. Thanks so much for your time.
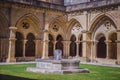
[15,32,23,57]
[48,34,54,57]
[109,33,117,59]
[97,36,106,58]
[25,33,35,57]
[0,14,9,62]
[79,35,83,57]
[56,35,63,55]
[70,35,76,57]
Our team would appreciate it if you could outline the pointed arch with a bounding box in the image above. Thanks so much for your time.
[15,13,41,34]
[88,14,117,39]
[70,35,77,57]
[67,18,82,40]
[49,18,66,39]
[95,33,106,40]
[70,35,76,41]
[67,18,82,33]
[15,32,24,57]
[48,34,54,57]
[56,34,63,55]
[0,12,9,62]
[25,33,35,57]
[97,34,106,58]
[16,13,40,26]
[56,34,63,41]
[89,14,117,39]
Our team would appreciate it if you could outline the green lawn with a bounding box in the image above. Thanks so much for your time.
[0,63,120,80]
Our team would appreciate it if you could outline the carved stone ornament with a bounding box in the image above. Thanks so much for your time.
[104,20,111,30]
[52,25,59,32]
[22,22,30,29]
[72,26,80,33]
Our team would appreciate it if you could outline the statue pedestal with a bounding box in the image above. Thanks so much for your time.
[27,59,89,74]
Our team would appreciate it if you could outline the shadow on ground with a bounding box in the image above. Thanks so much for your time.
[0,74,36,80]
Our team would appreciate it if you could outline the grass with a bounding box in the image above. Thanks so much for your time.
[0,63,120,80]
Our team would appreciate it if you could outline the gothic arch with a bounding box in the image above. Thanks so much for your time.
[89,14,117,40]
[0,12,9,62]
[48,34,54,57]
[70,35,77,57]
[15,32,23,57]
[15,13,41,36]
[95,33,106,40]
[90,15,117,40]
[49,19,65,39]
[16,13,40,26]
[78,34,83,41]
[25,33,35,57]
[96,34,106,58]
[56,34,63,55]
[67,18,83,40]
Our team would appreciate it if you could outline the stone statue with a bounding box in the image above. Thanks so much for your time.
[54,49,62,60]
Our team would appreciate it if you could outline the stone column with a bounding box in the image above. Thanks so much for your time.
[91,40,98,62]
[34,40,41,58]
[23,39,27,58]
[75,41,80,57]
[117,30,120,64]
[42,30,49,59]
[82,32,88,59]
[7,27,17,62]
[90,40,93,62]
[105,40,111,59]
[82,40,87,58]
[62,41,71,58]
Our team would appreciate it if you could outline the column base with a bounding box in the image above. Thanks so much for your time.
[6,58,16,62]
[41,56,49,59]
[75,55,80,58]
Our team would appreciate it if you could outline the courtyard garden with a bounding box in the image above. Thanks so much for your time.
[0,63,120,80]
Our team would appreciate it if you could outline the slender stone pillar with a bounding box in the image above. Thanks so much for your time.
[105,40,111,59]
[91,40,98,62]
[7,27,17,62]
[66,41,71,58]
[90,40,93,62]
[62,41,71,58]
[42,30,49,59]
[34,40,41,58]
[23,39,27,58]
[75,41,80,57]
[82,41,87,58]
[117,30,120,64]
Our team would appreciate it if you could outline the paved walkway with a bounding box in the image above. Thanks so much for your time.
[0,61,120,68]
